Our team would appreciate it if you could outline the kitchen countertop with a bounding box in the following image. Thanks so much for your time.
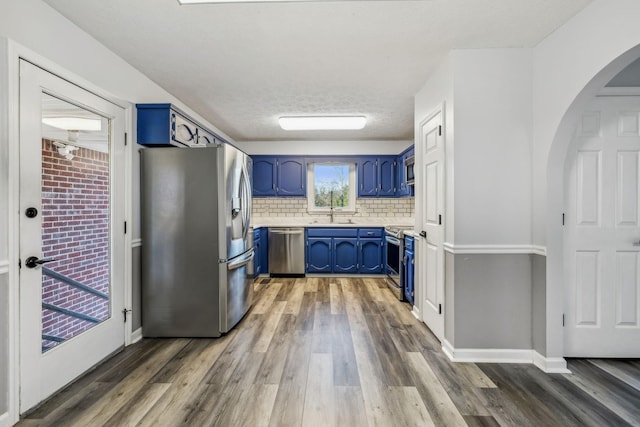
[252,216,414,228]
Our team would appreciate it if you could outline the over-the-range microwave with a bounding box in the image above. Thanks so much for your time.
[405,155,415,186]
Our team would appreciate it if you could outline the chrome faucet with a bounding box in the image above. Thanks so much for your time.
[329,190,334,223]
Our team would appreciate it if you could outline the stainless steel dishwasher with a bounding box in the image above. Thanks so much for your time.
[268,228,305,276]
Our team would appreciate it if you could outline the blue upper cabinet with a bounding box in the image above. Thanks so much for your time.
[277,157,306,196]
[252,156,306,197]
[253,157,277,196]
[378,156,396,197]
[358,157,378,197]
[136,103,221,148]
[358,157,396,197]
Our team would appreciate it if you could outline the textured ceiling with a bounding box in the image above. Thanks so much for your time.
[43,0,593,142]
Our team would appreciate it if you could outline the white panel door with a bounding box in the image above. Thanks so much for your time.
[19,60,126,411]
[419,109,444,341]
[565,96,640,357]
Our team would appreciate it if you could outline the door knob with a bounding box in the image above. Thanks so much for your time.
[25,256,56,269]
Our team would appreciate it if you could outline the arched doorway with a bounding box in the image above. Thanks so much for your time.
[546,45,640,360]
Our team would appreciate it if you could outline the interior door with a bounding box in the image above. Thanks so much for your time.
[565,96,640,357]
[419,109,445,342]
[19,60,126,412]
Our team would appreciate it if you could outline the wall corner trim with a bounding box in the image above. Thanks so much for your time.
[532,351,570,374]
[0,259,9,274]
[443,340,567,373]
[132,238,142,248]
[130,327,143,345]
[411,306,420,320]
[443,244,547,255]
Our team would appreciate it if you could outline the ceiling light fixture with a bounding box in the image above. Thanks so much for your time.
[42,117,102,131]
[279,116,367,131]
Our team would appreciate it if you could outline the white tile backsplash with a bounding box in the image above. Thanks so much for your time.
[253,197,414,218]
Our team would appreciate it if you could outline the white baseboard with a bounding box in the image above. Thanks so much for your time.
[442,340,532,363]
[442,340,568,372]
[411,306,420,320]
[0,411,13,427]
[130,327,143,344]
[533,351,571,374]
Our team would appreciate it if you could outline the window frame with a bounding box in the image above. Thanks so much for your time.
[307,161,357,214]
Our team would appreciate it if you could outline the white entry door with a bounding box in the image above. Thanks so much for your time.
[19,60,126,411]
[565,96,640,357]
[418,108,445,341]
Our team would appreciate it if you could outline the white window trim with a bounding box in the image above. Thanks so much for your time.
[307,162,357,214]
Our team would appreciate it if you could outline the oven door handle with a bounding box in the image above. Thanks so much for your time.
[386,236,401,245]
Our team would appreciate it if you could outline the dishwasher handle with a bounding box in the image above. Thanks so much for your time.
[269,228,304,235]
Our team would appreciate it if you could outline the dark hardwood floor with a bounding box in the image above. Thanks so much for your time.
[18,277,640,426]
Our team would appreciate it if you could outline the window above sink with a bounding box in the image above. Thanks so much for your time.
[307,161,356,214]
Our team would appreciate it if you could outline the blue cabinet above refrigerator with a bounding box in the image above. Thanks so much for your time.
[136,103,226,148]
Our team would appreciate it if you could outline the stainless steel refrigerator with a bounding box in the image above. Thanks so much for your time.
[141,145,253,337]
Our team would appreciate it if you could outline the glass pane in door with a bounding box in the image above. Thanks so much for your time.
[40,93,111,352]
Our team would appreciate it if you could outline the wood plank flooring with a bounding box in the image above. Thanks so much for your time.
[19,277,640,427]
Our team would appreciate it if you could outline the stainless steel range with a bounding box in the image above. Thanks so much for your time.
[384,225,413,300]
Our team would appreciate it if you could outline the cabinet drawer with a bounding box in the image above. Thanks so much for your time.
[306,228,358,238]
[404,235,414,251]
[358,228,382,238]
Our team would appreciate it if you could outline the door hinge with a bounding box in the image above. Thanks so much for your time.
[562,213,565,226]
[438,303,442,315]
[438,214,442,225]
[18,258,21,269]
[122,308,132,323]
[438,125,442,136]
[562,314,565,327]
[124,221,127,234]
[124,132,128,146]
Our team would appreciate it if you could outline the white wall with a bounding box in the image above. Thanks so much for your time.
[452,49,532,246]
[238,139,412,156]
[532,0,640,359]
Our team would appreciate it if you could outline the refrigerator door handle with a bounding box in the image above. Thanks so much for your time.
[239,162,251,239]
[227,250,254,271]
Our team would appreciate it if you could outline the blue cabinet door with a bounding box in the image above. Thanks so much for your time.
[307,238,332,273]
[404,249,415,304]
[358,157,378,197]
[359,238,383,274]
[277,157,306,196]
[253,157,277,196]
[333,238,358,274]
[404,236,415,304]
[260,228,269,274]
[378,156,396,197]
[254,237,262,278]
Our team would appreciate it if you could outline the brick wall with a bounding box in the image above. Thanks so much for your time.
[40,139,110,350]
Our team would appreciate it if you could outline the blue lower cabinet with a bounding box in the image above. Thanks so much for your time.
[359,239,383,273]
[260,227,269,275]
[253,233,262,278]
[307,238,332,273]
[404,236,415,304]
[334,238,358,273]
